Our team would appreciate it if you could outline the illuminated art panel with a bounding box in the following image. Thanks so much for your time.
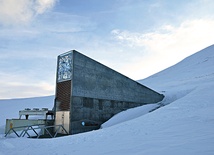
[57,52,72,82]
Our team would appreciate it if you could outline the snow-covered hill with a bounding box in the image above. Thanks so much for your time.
[0,45,214,155]
[140,44,214,91]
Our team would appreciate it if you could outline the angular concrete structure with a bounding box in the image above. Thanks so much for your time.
[54,50,164,134]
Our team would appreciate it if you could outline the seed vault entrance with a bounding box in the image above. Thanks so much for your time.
[54,50,164,135]
[55,111,70,134]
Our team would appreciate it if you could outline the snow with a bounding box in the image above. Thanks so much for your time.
[0,45,214,155]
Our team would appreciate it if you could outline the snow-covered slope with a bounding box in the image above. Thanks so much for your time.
[0,45,214,155]
[140,44,214,91]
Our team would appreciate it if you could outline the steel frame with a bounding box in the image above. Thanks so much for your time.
[5,124,69,138]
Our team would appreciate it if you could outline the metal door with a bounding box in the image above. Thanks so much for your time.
[55,111,70,134]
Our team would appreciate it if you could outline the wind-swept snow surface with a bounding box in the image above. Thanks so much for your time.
[0,45,214,155]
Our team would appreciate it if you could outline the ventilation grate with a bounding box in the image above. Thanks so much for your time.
[56,80,71,111]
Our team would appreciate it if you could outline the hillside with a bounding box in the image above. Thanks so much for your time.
[0,45,214,155]
[140,44,214,90]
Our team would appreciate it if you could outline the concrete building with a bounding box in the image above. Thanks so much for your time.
[54,50,164,135]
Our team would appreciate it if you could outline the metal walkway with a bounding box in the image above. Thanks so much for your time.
[5,124,69,138]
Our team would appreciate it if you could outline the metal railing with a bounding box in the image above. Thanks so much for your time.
[5,124,69,138]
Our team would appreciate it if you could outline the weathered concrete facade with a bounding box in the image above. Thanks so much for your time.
[55,50,164,134]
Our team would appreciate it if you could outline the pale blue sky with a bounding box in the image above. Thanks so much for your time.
[0,0,214,99]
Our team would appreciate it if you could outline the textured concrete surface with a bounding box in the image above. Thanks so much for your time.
[55,50,164,134]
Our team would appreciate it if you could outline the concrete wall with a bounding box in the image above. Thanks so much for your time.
[70,96,143,134]
[68,51,164,134]
[72,51,163,103]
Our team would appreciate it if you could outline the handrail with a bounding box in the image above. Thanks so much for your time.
[5,124,69,138]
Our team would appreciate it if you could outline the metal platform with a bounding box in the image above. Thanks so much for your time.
[5,119,54,134]
[5,108,56,138]
[5,124,69,138]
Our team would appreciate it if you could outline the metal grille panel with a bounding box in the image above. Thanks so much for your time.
[56,80,71,111]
